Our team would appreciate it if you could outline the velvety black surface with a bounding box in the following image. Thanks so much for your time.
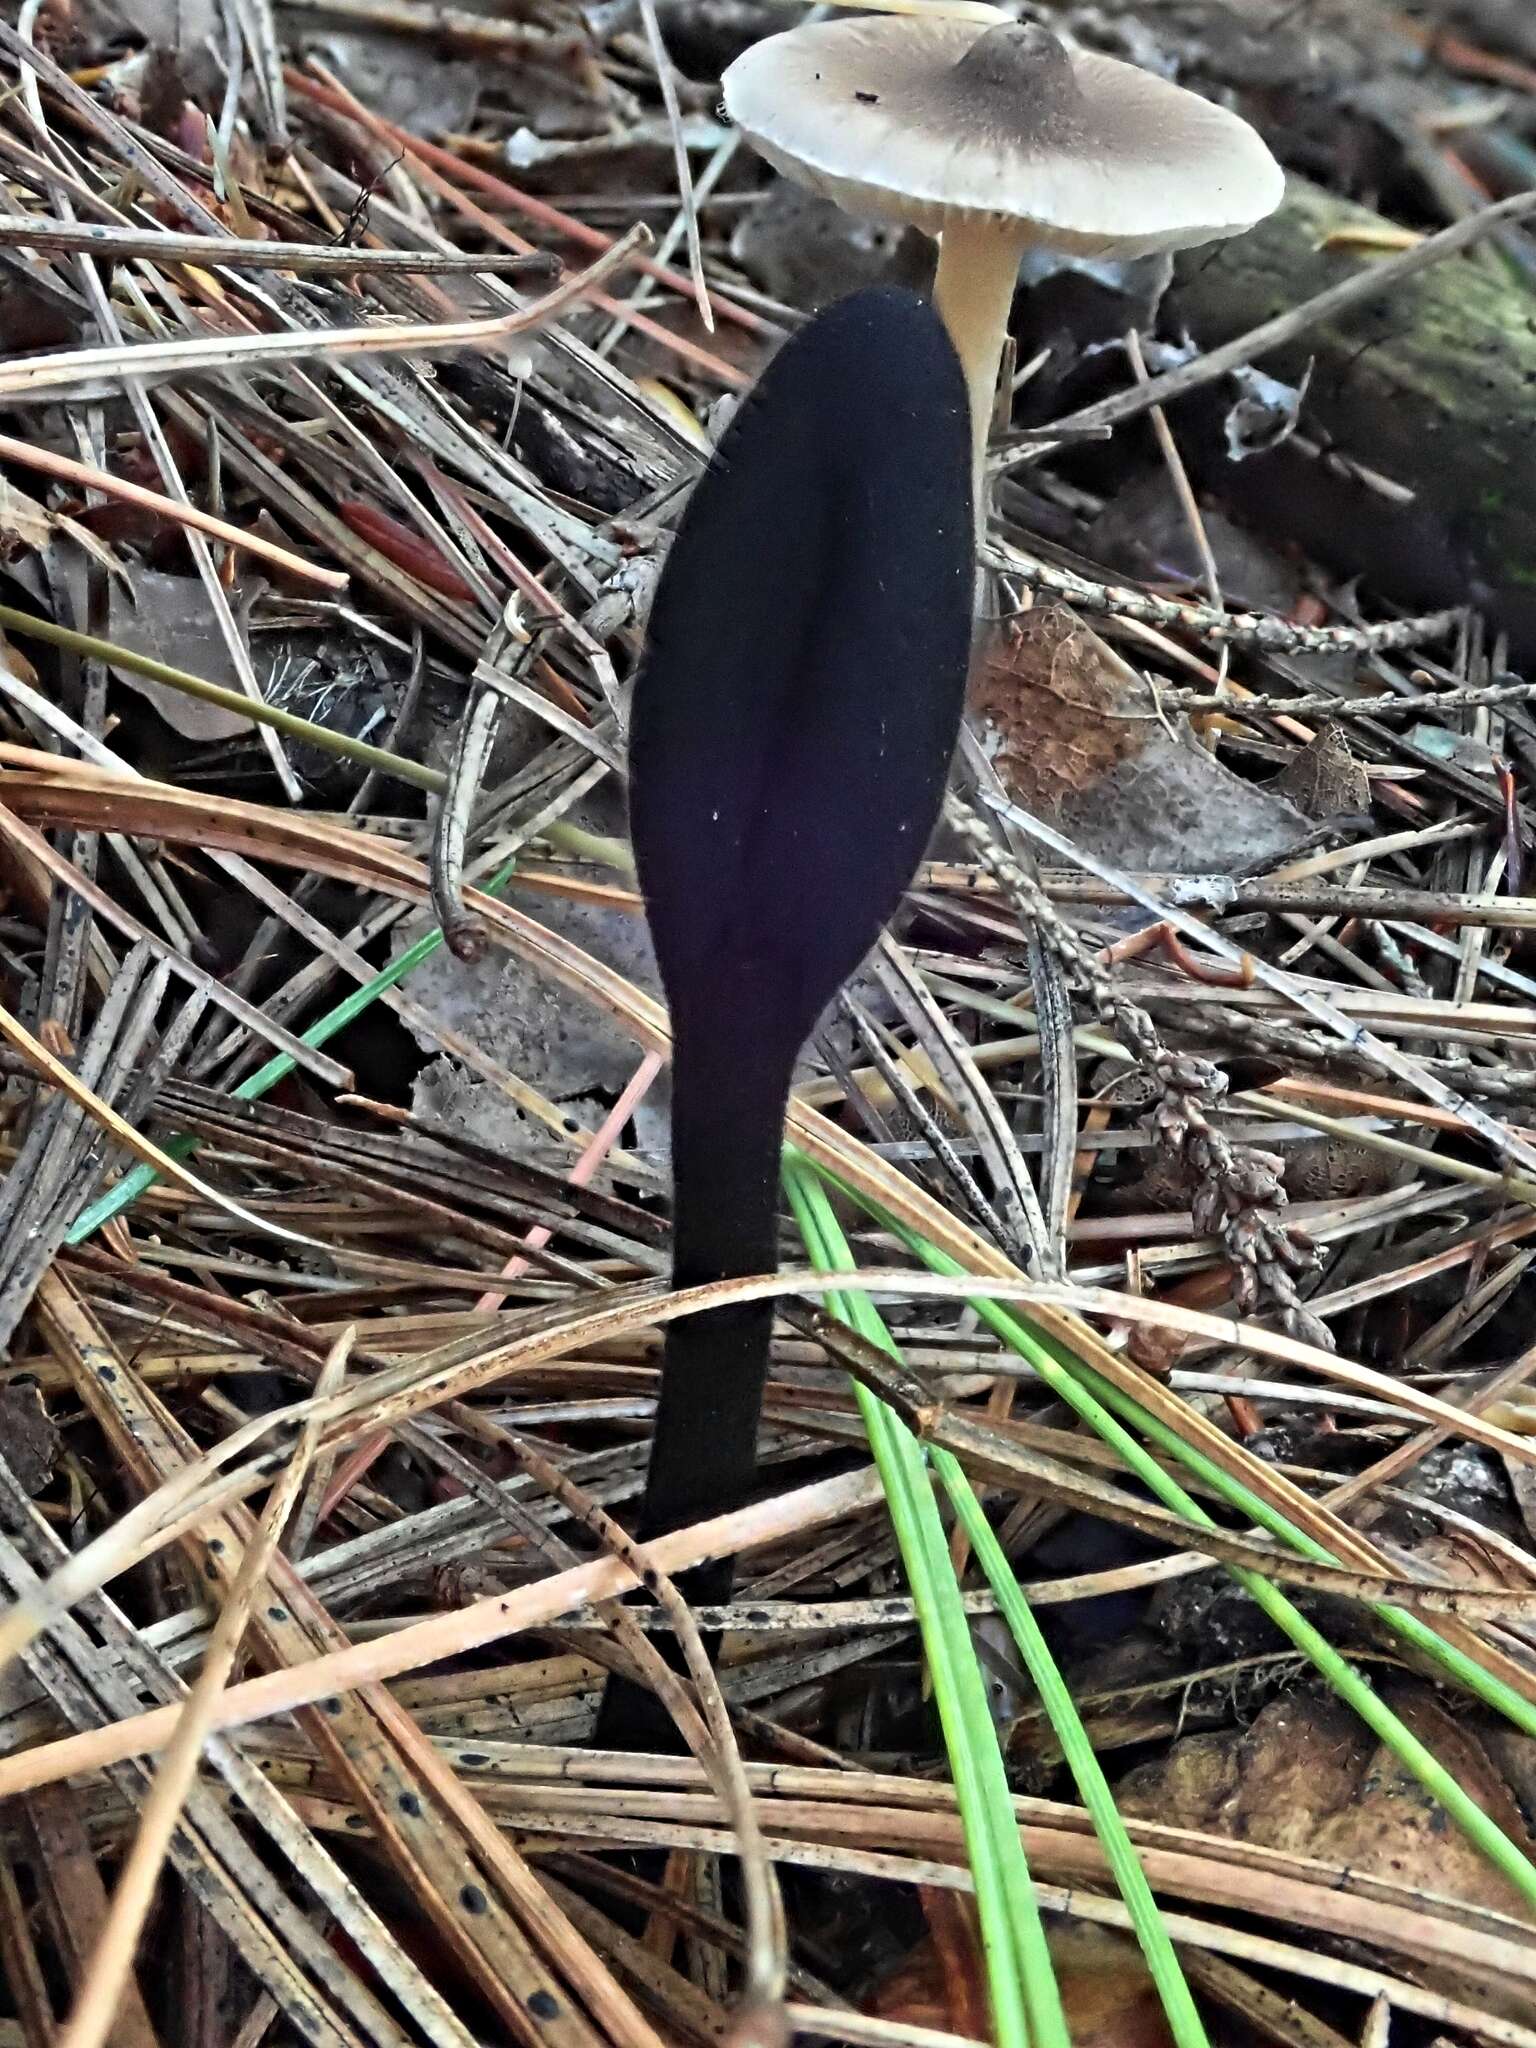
[596,285,973,1748]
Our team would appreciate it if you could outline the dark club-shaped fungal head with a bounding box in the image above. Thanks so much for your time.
[596,285,973,1748]
[632,285,973,1053]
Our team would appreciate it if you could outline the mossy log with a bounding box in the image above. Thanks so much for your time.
[1166,176,1536,652]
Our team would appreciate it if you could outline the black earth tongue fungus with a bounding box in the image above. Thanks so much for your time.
[593,285,974,1752]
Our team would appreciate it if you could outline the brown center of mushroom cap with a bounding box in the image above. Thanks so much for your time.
[909,19,1089,159]
[936,23,1086,145]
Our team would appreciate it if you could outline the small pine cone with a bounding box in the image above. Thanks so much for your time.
[1224,1207,1267,1262]
[1225,1151,1288,1203]
[1152,1100,1196,1151]
[1284,1303,1335,1351]
[1259,1259,1333,1348]
[1182,1128,1224,1178]
[1160,1054,1226,1100]
[1191,1181,1229,1237]
[1111,1003,1163,1069]
[1268,1221,1323,1276]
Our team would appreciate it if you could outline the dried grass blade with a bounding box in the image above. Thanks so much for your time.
[0,1467,888,1794]
[0,798,351,1088]
[0,992,326,1250]
[54,1332,346,2048]
[0,228,649,398]
[0,430,345,586]
[987,793,1536,1178]
[634,0,712,331]
[0,217,554,274]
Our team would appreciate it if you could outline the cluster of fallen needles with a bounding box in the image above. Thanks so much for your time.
[3,3,1536,2048]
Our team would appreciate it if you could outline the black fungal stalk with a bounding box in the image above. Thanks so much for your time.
[596,286,974,1747]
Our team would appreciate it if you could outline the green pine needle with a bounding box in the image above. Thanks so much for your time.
[816,1167,1536,1921]
[787,1155,1071,2048]
[67,859,520,1245]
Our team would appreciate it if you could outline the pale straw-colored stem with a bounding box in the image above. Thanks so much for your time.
[932,216,1032,502]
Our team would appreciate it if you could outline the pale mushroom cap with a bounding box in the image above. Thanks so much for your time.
[721,17,1286,257]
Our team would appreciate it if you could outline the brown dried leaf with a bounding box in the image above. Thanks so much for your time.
[1116,1686,1536,2011]
[106,569,255,740]
[1273,722,1370,820]
[868,1904,1174,2048]
[969,607,1311,872]
[971,604,1144,811]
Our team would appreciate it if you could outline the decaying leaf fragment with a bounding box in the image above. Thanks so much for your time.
[971,603,1145,809]
[971,603,1311,872]
[1116,1686,1536,2013]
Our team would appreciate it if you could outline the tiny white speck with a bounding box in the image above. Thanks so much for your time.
[711,809,719,821]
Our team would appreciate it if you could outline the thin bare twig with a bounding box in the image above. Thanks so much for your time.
[0,216,559,274]
[0,228,649,397]
[988,538,1462,654]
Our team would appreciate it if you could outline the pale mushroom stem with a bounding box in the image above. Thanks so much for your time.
[932,216,1033,503]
